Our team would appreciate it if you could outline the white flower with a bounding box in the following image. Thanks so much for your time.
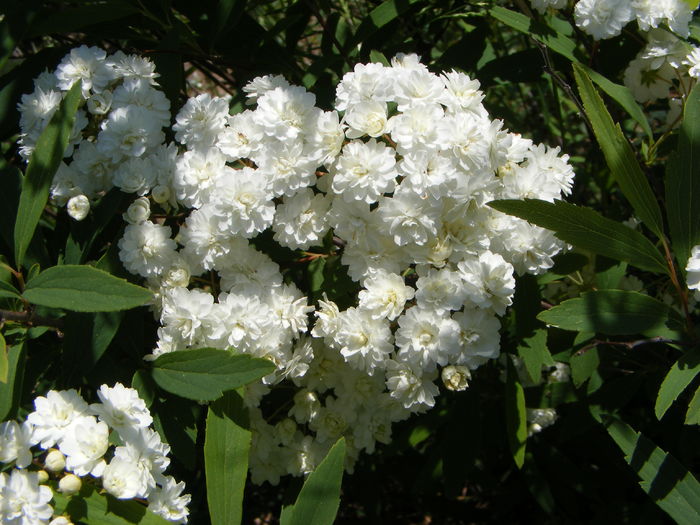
[358,270,414,320]
[59,416,109,477]
[335,307,394,373]
[97,105,164,161]
[0,469,53,524]
[90,383,153,434]
[103,457,148,499]
[343,100,388,138]
[65,193,90,222]
[452,308,501,368]
[385,359,439,409]
[58,473,82,495]
[173,93,229,149]
[0,421,33,468]
[27,389,89,449]
[55,45,113,95]
[331,139,397,203]
[441,365,471,391]
[148,476,191,523]
[118,221,177,279]
[255,85,317,140]
[574,0,635,40]
[686,245,700,293]
[377,188,441,246]
[272,188,330,250]
[458,251,515,314]
[395,307,461,370]
[123,197,151,225]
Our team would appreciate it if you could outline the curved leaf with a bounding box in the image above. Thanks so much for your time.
[538,290,682,335]
[0,340,25,421]
[666,83,700,273]
[23,265,152,312]
[150,348,275,401]
[505,357,526,469]
[489,199,668,274]
[14,81,82,268]
[655,346,700,420]
[281,437,346,525]
[574,64,664,239]
[205,390,251,525]
[0,280,20,300]
[605,417,700,525]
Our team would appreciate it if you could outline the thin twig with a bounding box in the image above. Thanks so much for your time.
[0,309,64,330]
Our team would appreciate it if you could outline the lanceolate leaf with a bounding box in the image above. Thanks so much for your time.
[52,483,170,524]
[685,384,700,425]
[14,81,82,268]
[488,199,668,274]
[205,390,251,525]
[281,437,346,525]
[23,265,152,312]
[0,333,7,383]
[490,6,652,137]
[538,290,682,335]
[574,64,664,240]
[655,346,700,420]
[0,340,25,421]
[150,348,275,401]
[505,357,526,469]
[605,417,700,525]
[0,280,20,300]
[666,83,700,274]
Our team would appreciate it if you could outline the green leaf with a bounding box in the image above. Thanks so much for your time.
[490,7,652,137]
[0,280,20,300]
[23,265,152,312]
[0,333,7,383]
[150,348,275,401]
[153,397,199,471]
[62,311,123,382]
[573,64,664,239]
[538,290,681,335]
[52,483,170,524]
[281,437,346,525]
[205,389,251,525]
[655,347,700,420]
[505,357,526,469]
[346,0,423,51]
[666,83,700,273]
[132,369,156,408]
[14,81,82,268]
[684,383,700,425]
[517,328,553,384]
[0,340,25,421]
[489,199,668,274]
[605,417,700,525]
[571,347,600,388]
[209,0,246,49]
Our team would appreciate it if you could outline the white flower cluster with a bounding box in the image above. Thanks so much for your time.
[0,384,190,524]
[19,49,575,485]
[17,45,172,220]
[686,246,700,299]
[531,0,696,40]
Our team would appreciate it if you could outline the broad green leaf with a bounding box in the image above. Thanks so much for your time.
[505,357,526,469]
[605,417,700,525]
[489,199,669,274]
[517,328,553,384]
[0,340,24,420]
[346,0,423,51]
[490,7,652,137]
[574,64,664,239]
[666,83,700,273]
[0,280,20,300]
[538,290,681,335]
[0,333,7,383]
[151,348,275,401]
[685,384,700,425]
[571,347,600,388]
[14,81,82,268]
[281,437,346,525]
[205,390,251,525]
[52,483,170,524]
[655,347,700,420]
[23,265,152,312]
[154,397,199,471]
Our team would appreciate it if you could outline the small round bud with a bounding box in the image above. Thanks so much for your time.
[50,517,74,525]
[151,185,171,204]
[123,197,150,224]
[161,259,191,288]
[441,365,471,391]
[45,449,66,472]
[66,195,90,221]
[36,470,49,484]
[58,473,82,495]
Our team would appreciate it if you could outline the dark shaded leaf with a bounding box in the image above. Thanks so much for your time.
[655,346,700,420]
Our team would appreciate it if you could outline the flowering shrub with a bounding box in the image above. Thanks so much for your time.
[4,1,700,523]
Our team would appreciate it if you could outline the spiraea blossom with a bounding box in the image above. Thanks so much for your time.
[19,48,576,487]
[0,385,189,524]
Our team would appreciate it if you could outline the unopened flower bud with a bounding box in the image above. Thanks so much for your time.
[37,470,49,484]
[441,365,471,391]
[49,517,74,525]
[67,195,90,221]
[123,197,150,224]
[59,473,82,495]
[161,259,191,288]
[151,185,171,204]
[45,449,66,472]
